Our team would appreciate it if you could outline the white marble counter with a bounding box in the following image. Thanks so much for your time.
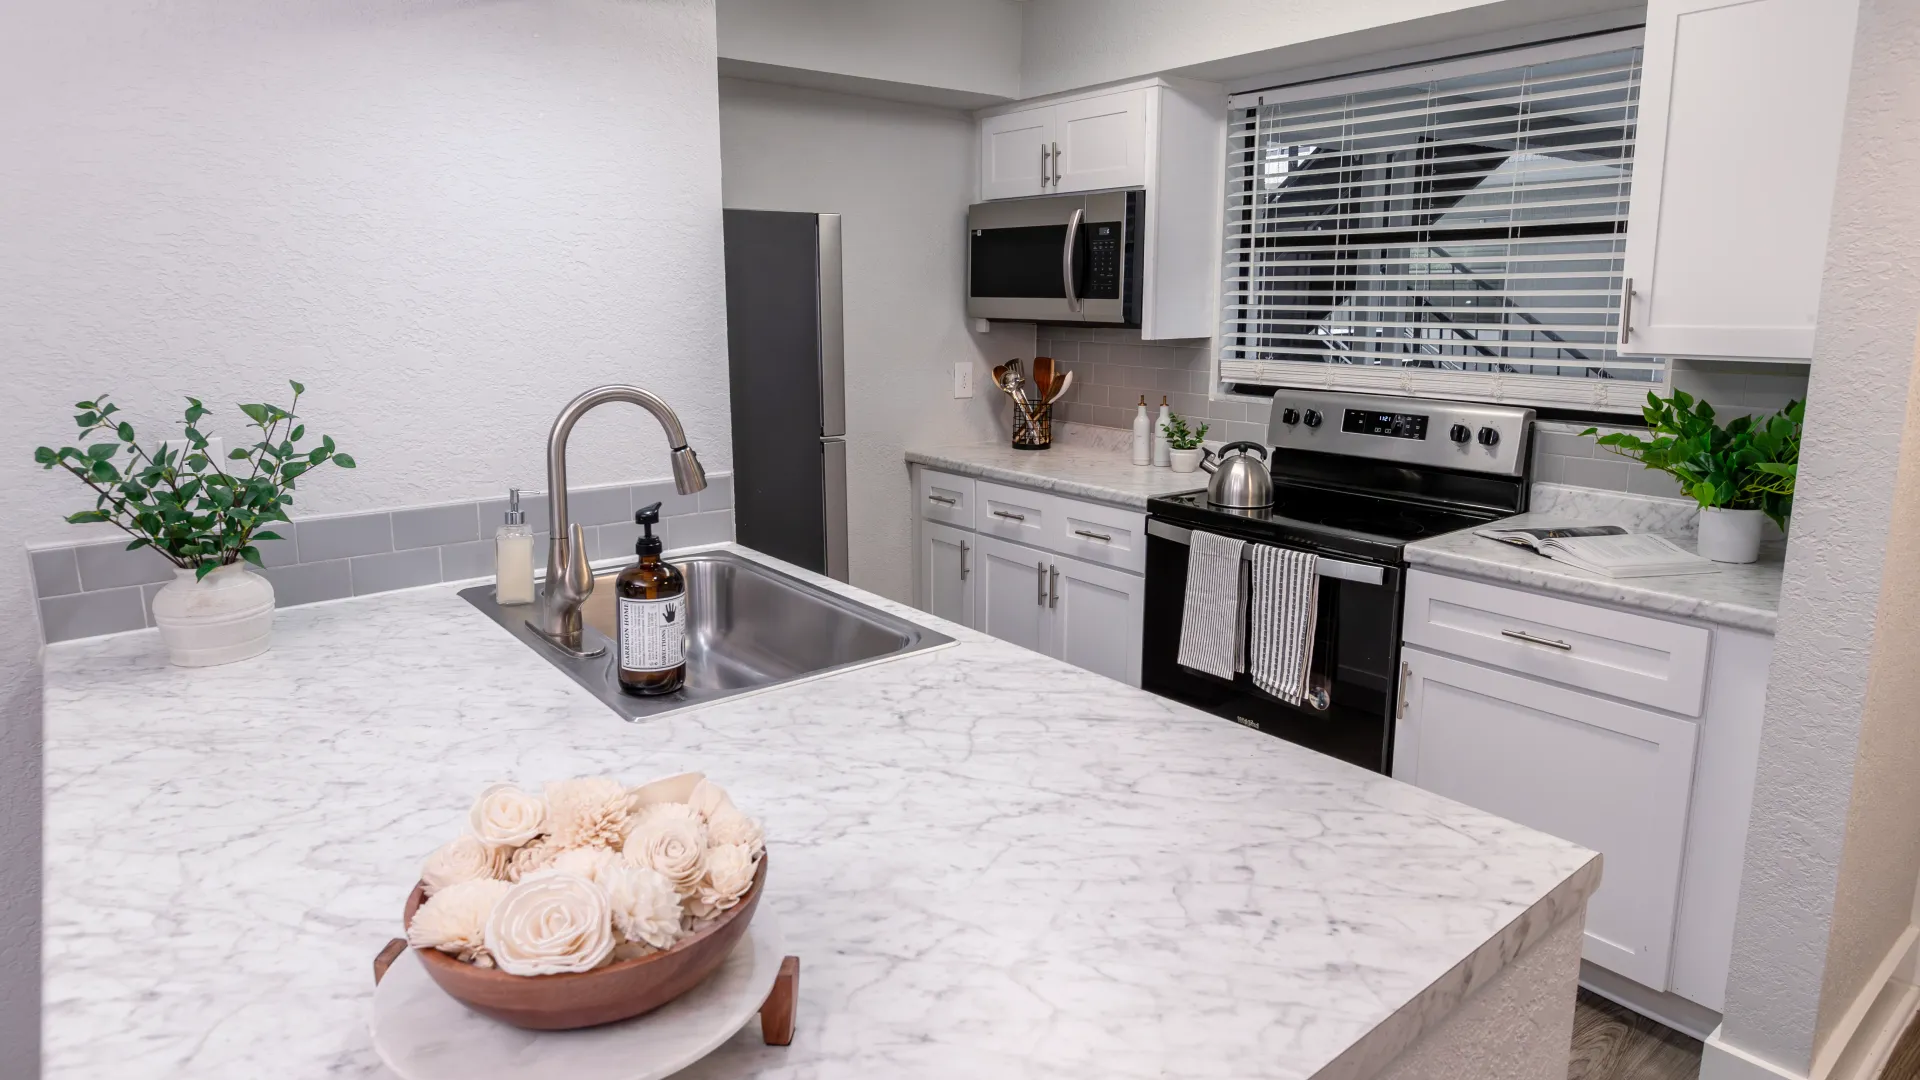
[43,545,1598,1080]
[1406,499,1784,634]
[906,425,1203,509]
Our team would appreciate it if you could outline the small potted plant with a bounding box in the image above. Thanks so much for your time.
[1583,391,1800,564]
[34,382,354,665]
[1162,413,1209,473]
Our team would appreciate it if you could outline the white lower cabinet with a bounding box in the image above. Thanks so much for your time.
[1396,646,1699,989]
[918,521,975,628]
[912,466,1146,685]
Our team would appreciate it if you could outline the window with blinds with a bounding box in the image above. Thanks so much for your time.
[1220,40,1659,411]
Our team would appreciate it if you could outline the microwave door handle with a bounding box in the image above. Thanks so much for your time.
[1061,207,1083,313]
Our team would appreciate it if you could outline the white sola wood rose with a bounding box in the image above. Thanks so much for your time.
[544,777,633,851]
[685,778,734,821]
[469,783,547,848]
[484,873,617,976]
[422,834,504,896]
[626,809,708,895]
[409,879,512,966]
[544,846,620,886]
[691,843,758,919]
[602,864,685,950]
[706,805,765,860]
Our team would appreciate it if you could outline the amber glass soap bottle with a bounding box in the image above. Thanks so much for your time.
[615,502,687,696]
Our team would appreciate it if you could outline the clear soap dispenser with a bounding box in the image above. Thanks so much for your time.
[494,488,537,605]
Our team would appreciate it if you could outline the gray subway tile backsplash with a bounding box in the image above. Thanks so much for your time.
[392,502,481,550]
[297,513,393,562]
[31,474,735,644]
[349,547,442,595]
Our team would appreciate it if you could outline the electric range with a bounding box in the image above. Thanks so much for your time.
[1141,390,1535,773]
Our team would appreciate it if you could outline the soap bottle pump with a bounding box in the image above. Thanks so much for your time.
[614,502,687,696]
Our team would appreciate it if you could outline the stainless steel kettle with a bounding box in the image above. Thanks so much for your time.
[1199,441,1275,508]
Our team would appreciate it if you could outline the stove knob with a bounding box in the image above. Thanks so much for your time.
[1477,426,1501,447]
[1449,423,1472,444]
[1303,409,1323,429]
[1281,407,1301,426]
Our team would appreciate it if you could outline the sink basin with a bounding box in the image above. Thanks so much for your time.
[459,550,954,721]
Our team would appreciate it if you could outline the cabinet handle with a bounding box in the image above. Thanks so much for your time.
[1037,561,1047,605]
[1501,629,1573,651]
[1073,529,1112,542]
[993,509,1027,522]
[1619,276,1633,346]
[927,493,957,506]
[1040,143,1050,189]
[960,540,969,581]
[1398,660,1411,720]
[1048,563,1060,608]
[1051,141,1061,185]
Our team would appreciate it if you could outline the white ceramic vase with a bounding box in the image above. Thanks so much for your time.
[1697,507,1763,564]
[150,562,276,667]
[1168,448,1203,474]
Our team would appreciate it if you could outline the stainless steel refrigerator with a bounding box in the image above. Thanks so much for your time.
[723,209,849,581]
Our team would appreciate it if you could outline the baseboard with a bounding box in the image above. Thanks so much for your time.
[1580,960,1723,1041]
[1703,924,1920,1080]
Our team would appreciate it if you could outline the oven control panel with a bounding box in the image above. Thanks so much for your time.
[1267,391,1533,476]
[1342,409,1429,440]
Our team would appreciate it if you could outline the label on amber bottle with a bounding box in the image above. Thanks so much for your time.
[617,595,685,673]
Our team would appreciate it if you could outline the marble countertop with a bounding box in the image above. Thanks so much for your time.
[43,545,1598,1080]
[906,427,1204,509]
[1406,508,1784,633]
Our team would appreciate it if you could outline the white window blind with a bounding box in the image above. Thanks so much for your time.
[1220,38,1661,412]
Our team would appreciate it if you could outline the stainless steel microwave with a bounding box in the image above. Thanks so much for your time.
[967,189,1142,327]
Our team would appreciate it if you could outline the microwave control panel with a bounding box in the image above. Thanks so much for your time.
[1085,221,1121,299]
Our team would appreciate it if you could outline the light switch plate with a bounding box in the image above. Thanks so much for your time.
[953,362,973,398]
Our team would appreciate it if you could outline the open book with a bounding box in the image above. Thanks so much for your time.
[1473,525,1718,578]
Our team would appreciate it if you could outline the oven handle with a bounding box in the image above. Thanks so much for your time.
[1146,519,1387,586]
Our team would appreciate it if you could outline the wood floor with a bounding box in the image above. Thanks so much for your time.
[1884,1009,1920,1080]
[1568,990,1703,1080]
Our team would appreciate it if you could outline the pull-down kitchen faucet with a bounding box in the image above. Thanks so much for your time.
[529,385,707,654]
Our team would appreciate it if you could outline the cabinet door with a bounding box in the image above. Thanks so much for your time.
[919,521,976,629]
[972,534,1049,654]
[1047,553,1144,686]
[1054,89,1149,194]
[1618,0,1858,360]
[980,106,1057,201]
[1395,647,1698,989]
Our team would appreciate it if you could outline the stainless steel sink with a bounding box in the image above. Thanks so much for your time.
[460,550,953,721]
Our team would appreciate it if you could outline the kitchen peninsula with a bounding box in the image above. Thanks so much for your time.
[41,544,1598,1079]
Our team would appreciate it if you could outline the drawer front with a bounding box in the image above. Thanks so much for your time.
[1052,497,1147,574]
[915,468,976,529]
[975,479,1051,545]
[1404,570,1711,716]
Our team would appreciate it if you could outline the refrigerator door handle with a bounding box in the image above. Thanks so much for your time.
[821,436,850,582]
[817,214,846,438]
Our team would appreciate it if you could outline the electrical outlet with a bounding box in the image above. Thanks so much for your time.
[204,436,225,465]
[953,362,974,399]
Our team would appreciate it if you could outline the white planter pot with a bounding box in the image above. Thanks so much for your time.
[150,563,275,667]
[1168,448,1204,474]
[1697,507,1764,564]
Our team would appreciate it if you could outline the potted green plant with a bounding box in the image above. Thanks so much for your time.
[34,382,355,665]
[1161,413,1210,473]
[1582,391,1800,564]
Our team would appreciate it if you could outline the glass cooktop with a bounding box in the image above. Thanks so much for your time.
[1149,484,1496,562]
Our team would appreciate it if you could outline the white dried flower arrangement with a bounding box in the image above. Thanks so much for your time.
[406,772,765,976]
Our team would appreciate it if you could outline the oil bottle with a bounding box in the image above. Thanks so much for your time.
[615,502,687,696]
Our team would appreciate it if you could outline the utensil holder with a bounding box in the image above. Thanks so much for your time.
[1011,402,1052,451]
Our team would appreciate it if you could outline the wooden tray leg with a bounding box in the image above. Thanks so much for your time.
[760,955,799,1046]
[374,938,407,986]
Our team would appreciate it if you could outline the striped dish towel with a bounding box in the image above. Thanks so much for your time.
[1176,530,1246,680]
[1249,545,1320,705]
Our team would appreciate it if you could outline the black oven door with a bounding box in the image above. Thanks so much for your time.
[1140,527,1404,773]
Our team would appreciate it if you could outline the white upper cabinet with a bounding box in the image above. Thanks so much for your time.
[1053,89,1149,193]
[981,107,1058,202]
[1619,0,1860,361]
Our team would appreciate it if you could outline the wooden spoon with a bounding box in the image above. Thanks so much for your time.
[1032,356,1054,405]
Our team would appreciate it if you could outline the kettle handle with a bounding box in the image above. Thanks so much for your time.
[1218,440,1269,460]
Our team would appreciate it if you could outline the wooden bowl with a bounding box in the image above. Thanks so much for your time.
[402,855,767,1031]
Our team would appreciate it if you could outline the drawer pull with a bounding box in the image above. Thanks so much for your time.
[1073,529,1113,542]
[1501,629,1573,651]
[926,494,957,506]
[994,510,1028,522]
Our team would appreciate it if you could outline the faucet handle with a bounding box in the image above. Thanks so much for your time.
[556,522,594,605]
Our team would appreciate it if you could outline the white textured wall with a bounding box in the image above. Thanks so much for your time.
[717,78,1034,603]
[1718,0,1920,1069]
[0,0,731,1070]
[718,0,1024,99]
